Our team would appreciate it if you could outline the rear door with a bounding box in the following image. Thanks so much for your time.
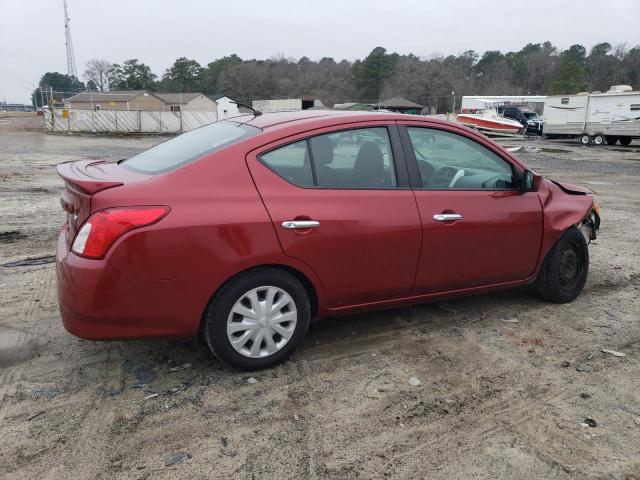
[246,123,422,308]
[399,123,543,294]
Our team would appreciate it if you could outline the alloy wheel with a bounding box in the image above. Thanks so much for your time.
[226,286,298,358]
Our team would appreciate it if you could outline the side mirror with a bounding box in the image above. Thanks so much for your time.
[521,170,541,192]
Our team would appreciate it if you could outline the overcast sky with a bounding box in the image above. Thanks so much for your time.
[1,0,639,103]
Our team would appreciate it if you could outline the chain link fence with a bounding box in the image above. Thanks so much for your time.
[44,108,218,134]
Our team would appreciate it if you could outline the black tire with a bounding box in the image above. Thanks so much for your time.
[619,136,632,146]
[592,134,605,146]
[605,135,619,145]
[579,134,591,145]
[534,227,589,303]
[203,268,311,370]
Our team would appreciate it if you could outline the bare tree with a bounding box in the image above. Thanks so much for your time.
[83,59,115,91]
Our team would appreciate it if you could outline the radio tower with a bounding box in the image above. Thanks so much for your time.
[63,0,77,78]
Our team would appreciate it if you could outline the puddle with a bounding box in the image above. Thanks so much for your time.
[0,329,39,367]
[540,148,572,154]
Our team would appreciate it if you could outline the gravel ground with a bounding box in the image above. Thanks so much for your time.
[1,115,639,479]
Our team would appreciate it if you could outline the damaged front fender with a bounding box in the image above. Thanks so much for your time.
[537,179,598,264]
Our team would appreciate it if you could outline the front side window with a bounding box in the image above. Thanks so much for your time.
[122,121,260,174]
[310,127,397,189]
[407,127,515,190]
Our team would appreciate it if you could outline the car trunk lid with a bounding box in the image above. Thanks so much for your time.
[57,159,152,248]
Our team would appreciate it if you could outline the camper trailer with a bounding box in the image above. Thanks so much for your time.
[543,85,640,145]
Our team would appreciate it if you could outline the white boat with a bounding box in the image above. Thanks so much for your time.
[456,99,524,134]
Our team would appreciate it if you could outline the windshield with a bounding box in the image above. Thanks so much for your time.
[122,121,260,174]
[523,112,541,120]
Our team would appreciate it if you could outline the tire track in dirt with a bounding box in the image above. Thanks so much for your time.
[0,267,51,427]
[42,343,125,480]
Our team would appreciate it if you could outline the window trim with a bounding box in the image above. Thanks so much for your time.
[398,124,521,192]
[257,124,411,190]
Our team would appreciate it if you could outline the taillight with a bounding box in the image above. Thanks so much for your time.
[71,206,170,259]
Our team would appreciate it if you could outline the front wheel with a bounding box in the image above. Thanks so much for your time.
[203,268,311,370]
[592,134,605,146]
[579,134,591,145]
[533,227,589,303]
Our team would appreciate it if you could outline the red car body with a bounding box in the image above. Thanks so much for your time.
[56,111,595,341]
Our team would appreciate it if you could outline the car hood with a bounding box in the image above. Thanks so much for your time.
[549,179,593,195]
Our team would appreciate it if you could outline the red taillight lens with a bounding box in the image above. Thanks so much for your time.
[72,206,170,259]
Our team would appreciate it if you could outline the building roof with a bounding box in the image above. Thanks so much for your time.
[377,97,424,109]
[333,102,374,111]
[156,92,207,104]
[64,90,159,103]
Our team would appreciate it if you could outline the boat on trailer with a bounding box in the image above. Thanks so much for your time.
[456,99,524,134]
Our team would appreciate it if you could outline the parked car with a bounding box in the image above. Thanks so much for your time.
[498,105,543,135]
[56,111,600,370]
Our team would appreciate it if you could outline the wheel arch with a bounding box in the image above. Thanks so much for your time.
[535,180,594,276]
[198,263,322,338]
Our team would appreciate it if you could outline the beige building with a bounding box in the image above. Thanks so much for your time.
[157,92,218,112]
[63,90,165,111]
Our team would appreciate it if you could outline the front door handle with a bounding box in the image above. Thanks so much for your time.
[433,213,462,222]
[282,220,320,229]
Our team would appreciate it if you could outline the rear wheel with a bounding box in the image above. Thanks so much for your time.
[203,268,311,370]
[605,135,619,145]
[579,134,591,145]
[592,134,605,146]
[619,136,632,146]
[534,227,589,303]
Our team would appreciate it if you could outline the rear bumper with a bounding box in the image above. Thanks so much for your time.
[56,231,206,340]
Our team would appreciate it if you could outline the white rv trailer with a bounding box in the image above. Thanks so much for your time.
[461,95,547,113]
[543,85,640,145]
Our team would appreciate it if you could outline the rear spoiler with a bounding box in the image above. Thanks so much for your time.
[56,160,123,194]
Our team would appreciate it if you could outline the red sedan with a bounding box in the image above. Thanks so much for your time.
[56,111,600,370]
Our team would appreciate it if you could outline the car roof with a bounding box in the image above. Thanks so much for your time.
[228,110,456,132]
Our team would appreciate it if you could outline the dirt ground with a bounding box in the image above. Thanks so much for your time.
[1,114,639,479]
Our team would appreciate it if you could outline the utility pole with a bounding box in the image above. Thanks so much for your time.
[451,90,456,120]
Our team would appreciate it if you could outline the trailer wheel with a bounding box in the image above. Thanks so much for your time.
[605,136,619,145]
[619,137,632,146]
[579,134,591,145]
[592,134,605,146]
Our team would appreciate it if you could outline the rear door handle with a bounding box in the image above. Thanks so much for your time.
[282,220,320,229]
[433,213,462,222]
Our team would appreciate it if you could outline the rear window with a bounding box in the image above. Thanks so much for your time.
[122,121,260,174]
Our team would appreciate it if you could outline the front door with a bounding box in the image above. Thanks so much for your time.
[400,124,543,294]
[246,124,422,308]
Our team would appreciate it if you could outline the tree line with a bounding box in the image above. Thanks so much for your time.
[33,42,640,112]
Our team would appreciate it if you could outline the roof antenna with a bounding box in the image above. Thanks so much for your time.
[230,101,262,116]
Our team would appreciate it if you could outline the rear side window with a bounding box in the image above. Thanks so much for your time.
[310,128,397,188]
[260,127,398,189]
[122,122,260,174]
[260,140,313,187]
